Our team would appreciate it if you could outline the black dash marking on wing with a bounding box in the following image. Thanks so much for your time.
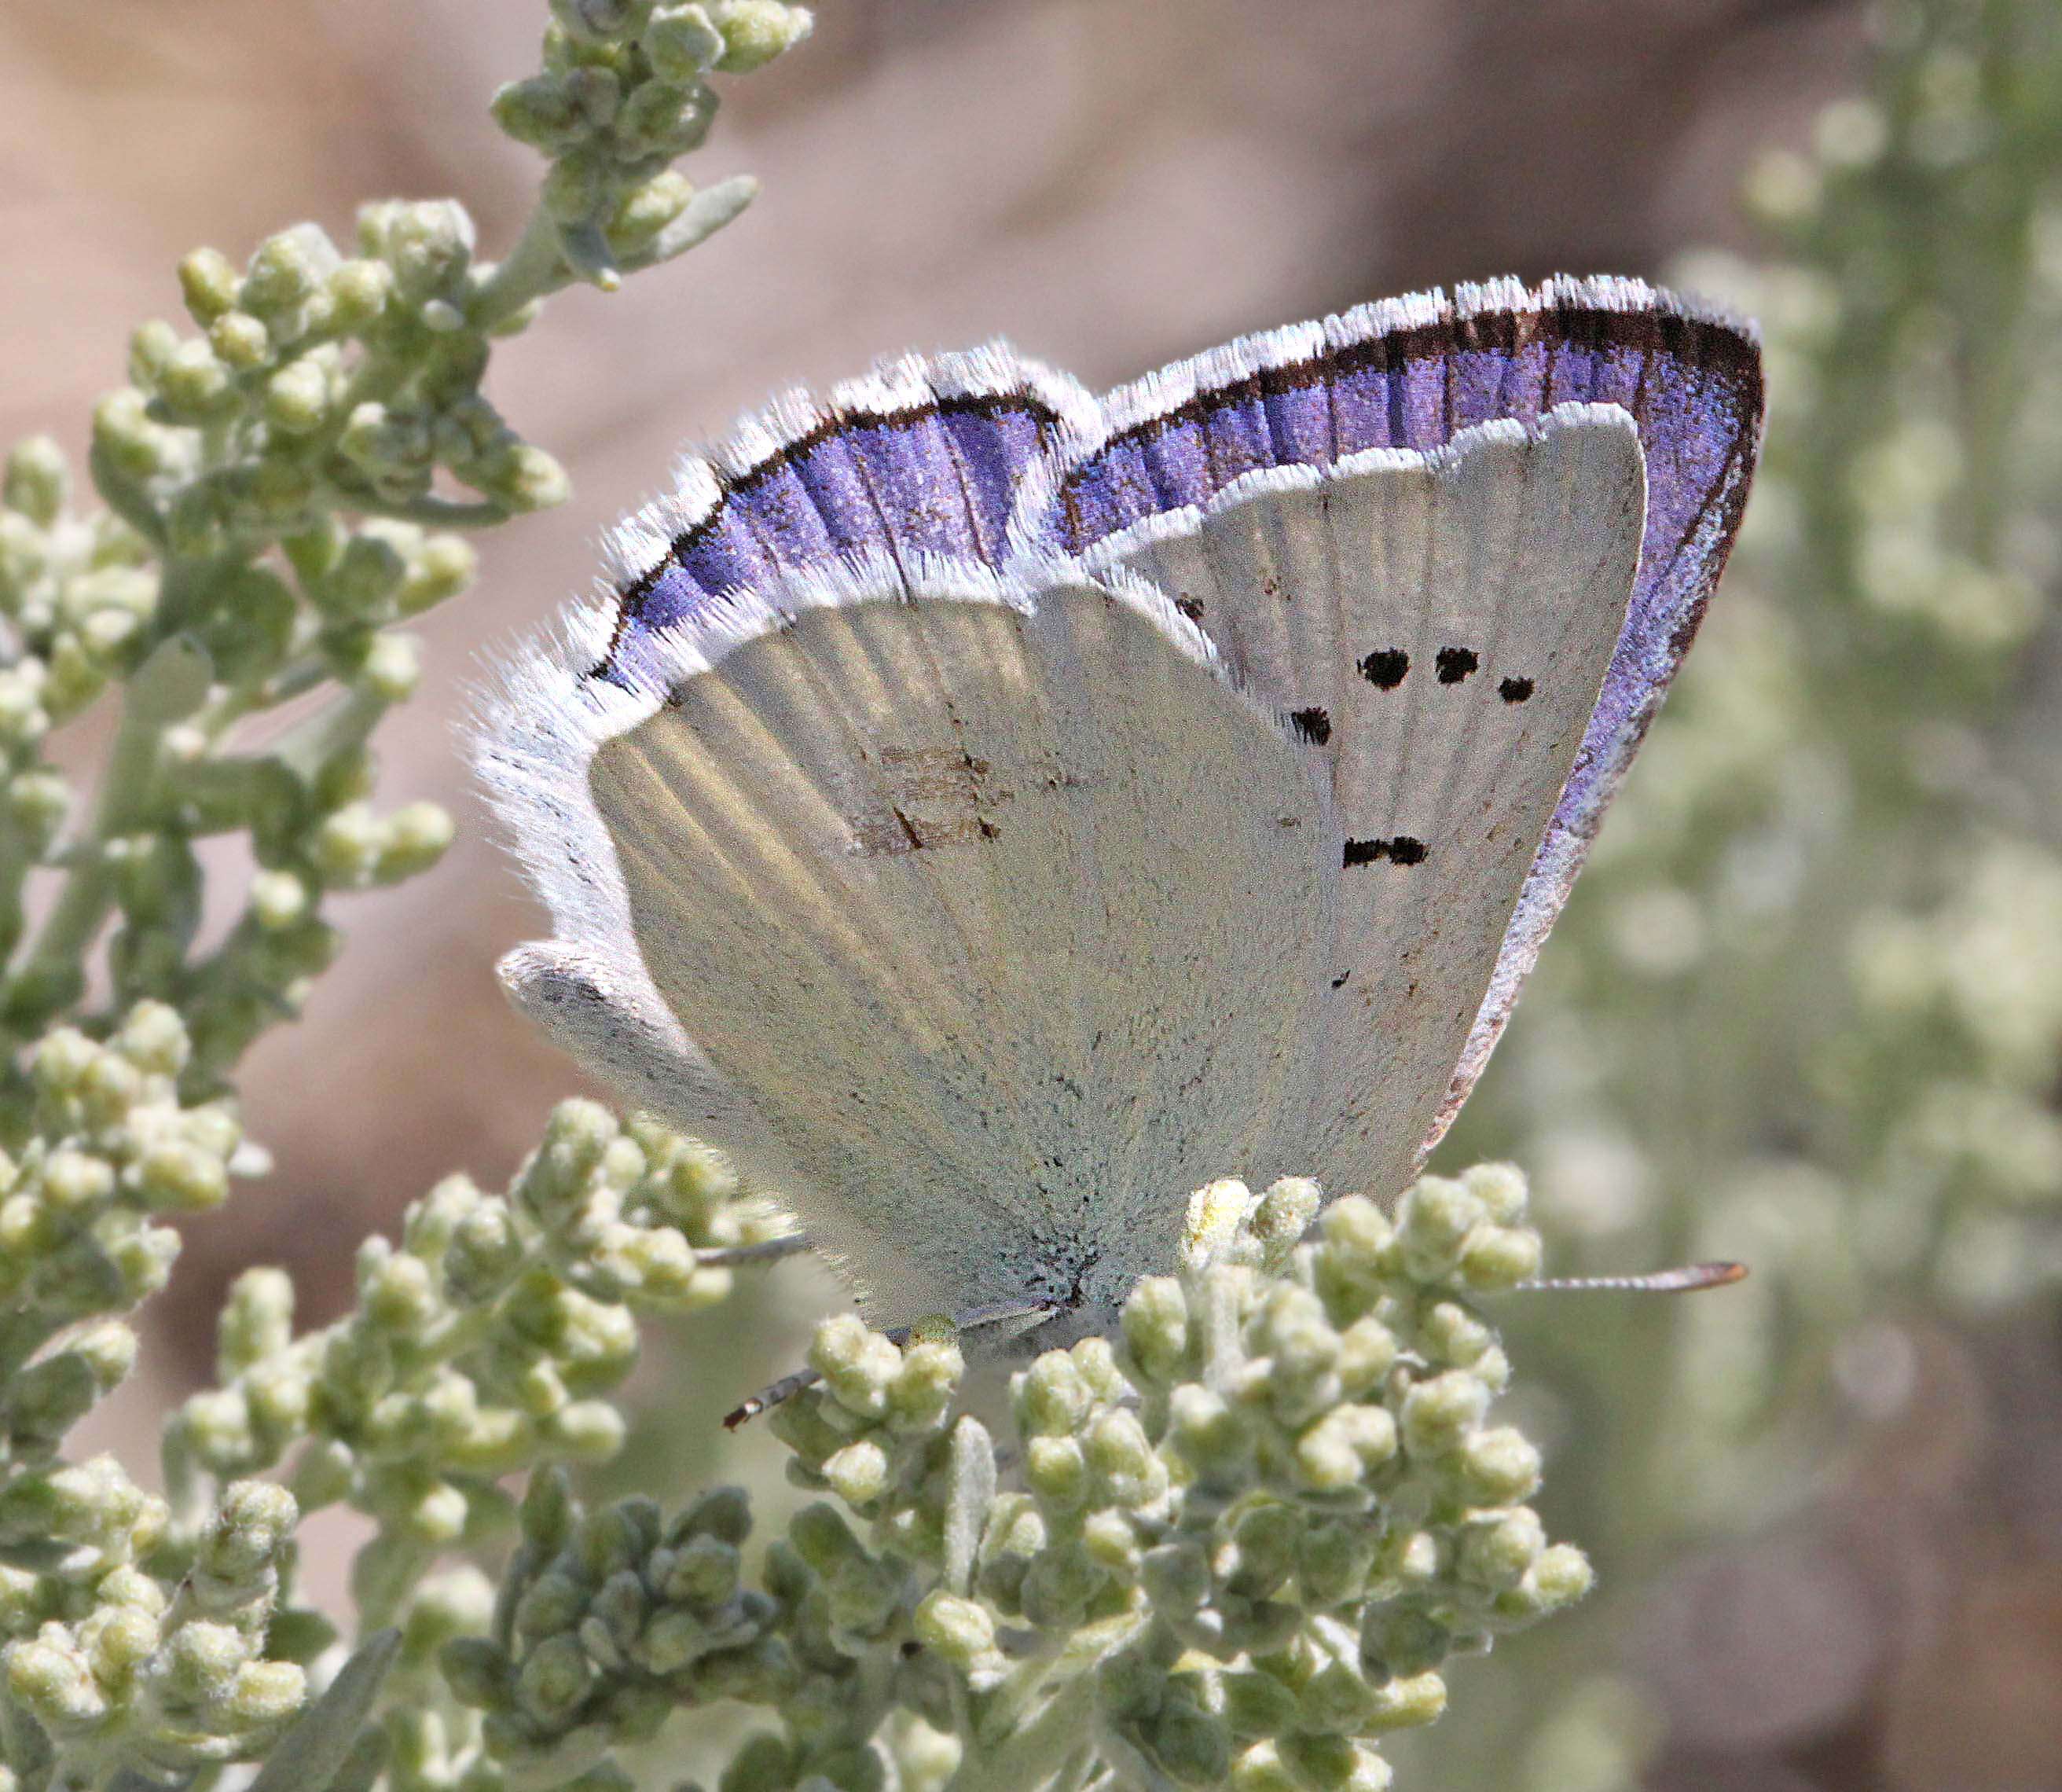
[1289,706,1332,745]
[1342,835,1427,868]
[1330,970,1352,990]
[1499,675,1535,703]
[1436,647,1479,684]
[1358,648,1408,689]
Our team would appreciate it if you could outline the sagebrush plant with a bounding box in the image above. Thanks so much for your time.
[1416,1,2062,1783]
[0,6,1599,1792]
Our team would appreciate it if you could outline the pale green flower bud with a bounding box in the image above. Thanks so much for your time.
[1398,1372,1490,1460]
[9,770,71,851]
[358,200,475,303]
[615,81,717,159]
[710,0,813,72]
[397,533,476,614]
[127,319,182,391]
[1418,1302,1492,1368]
[326,258,393,331]
[1460,1162,1528,1225]
[1362,1671,1446,1735]
[493,75,595,153]
[228,1657,306,1725]
[1295,1403,1397,1492]
[114,1000,189,1076]
[1316,1195,1392,1295]
[265,358,333,435]
[912,1592,993,1666]
[1252,1176,1323,1263]
[1183,1176,1255,1270]
[1458,1507,1545,1592]
[93,389,177,481]
[157,339,236,422]
[1084,1407,1158,1508]
[516,1632,593,1723]
[249,870,311,931]
[809,1315,899,1420]
[1134,1541,1205,1619]
[1120,1275,1187,1381]
[1394,1177,1484,1282]
[127,1134,226,1212]
[43,1148,116,1211]
[822,1440,889,1507]
[241,224,343,322]
[159,1618,250,1705]
[178,247,241,323]
[647,7,725,81]
[479,442,571,514]
[549,1399,626,1460]
[661,1533,740,1606]
[7,1633,105,1731]
[310,802,383,885]
[1024,1436,1086,1511]
[0,667,50,749]
[1334,1315,1397,1395]
[374,801,455,881]
[70,1321,140,1394]
[4,436,68,526]
[1169,1385,1249,1478]
[1456,1427,1541,1506]
[86,1603,160,1690]
[208,310,271,371]
[1457,1224,1541,1292]
[1014,1353,1090,1437]
[1222,1669,1300,1738]
[1519,1542,1594,1611]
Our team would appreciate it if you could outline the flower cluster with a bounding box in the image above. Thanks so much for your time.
[3,1483,313,1790]
[1423,3,2062,1783]
[1,1005,237,1484]
[0,9,813,1783]
[447,1166,1583,1792]
[163,1103,785,1631]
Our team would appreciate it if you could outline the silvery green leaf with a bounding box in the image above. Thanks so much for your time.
[245,1629,400,1792]
[618,174,756,270]
[942,1416,993,1597]
[321,1722,391,1792]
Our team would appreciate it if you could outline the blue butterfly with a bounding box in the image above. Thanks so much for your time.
[479,274,1763,1355]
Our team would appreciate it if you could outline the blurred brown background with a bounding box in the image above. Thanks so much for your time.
[2,0,1892,1783]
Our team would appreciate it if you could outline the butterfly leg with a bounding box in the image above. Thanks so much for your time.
[722,1296,1063,1429]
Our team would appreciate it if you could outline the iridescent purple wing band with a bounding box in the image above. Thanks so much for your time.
[1022,274,1765,1154]
[595,347,1097,688]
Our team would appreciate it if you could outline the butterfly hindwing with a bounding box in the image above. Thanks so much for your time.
[1081,408,1646,1199]
[1025,277,1763,1170]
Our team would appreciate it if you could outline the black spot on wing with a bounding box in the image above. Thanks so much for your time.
[1436,647,1479,683]
[1499,675,1535,703]
[1288,706,1332,745]
[1358,648,1408,689]
[1343,835,1426,868]
[1174,594,1205,621]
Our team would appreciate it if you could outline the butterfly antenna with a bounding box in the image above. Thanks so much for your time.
[694,1233,813,1268]
[1514,1261,1747,1294]
[724,1297,1062,1429]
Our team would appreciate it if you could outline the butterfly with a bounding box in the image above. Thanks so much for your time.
[479,274,1764,1356]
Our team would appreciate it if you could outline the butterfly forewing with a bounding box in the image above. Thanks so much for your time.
[588,571,1338,1320]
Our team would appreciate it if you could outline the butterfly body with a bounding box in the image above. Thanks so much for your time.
[479,277,1763,1338]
